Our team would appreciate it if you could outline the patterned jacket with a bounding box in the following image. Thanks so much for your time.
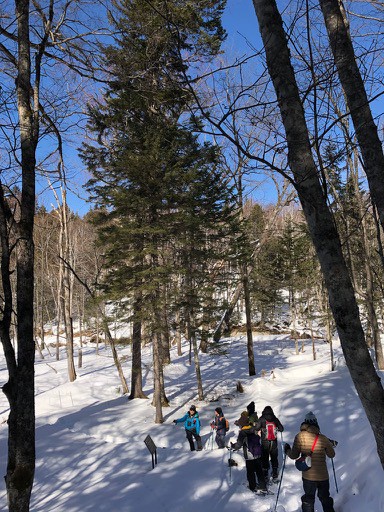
[287,423,335,481]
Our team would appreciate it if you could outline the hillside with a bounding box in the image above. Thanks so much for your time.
[0,335,383,511]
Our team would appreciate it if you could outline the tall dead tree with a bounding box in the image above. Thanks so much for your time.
[252,0,384,469]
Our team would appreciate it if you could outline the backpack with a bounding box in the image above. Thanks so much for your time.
[265,420,277,441]
[221,417,230,432]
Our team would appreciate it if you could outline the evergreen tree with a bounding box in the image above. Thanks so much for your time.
[80,0,230,420]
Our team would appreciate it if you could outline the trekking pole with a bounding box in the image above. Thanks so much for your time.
[331,458,338,493]
[273,443,286,512]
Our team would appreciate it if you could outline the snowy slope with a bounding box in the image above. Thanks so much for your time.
[0,335,383,511]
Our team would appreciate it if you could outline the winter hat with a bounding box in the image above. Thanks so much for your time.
[304,411,318,426]
[247,401,255,415]
[215,407,223,416]
[189,404,196,412]
[262,405,273,415]
[236,410,250,428]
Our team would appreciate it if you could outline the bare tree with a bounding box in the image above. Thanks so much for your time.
[319,0,384,233]
[0,0,37,508]
[252,0,384,469]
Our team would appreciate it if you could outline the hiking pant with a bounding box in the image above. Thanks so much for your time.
[215,431,226,448]
[301,478,335,512]
[186,429,202,451]
[246,458,267,491]
[261,440,279,477]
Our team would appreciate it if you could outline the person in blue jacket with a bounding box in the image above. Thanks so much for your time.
[173,404,203,451]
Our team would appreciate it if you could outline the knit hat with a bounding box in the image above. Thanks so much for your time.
[189,404,196,412]
[262,405,273,415]
[215,407,223,416]
[247,401,255,415]
[236,410,250,428]
[304,411,318,426]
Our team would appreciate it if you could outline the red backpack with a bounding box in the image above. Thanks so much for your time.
[266,420,277,441]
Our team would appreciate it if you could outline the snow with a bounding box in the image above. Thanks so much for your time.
[0,334,383,512]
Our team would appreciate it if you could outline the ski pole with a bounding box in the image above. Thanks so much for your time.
[331,458,338,493]
[273,444,286,512]
[229,446,232,484]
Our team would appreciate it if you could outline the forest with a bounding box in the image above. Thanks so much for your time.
[0,0,383,510]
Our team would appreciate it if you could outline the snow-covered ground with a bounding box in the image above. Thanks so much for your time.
[0,334,383,511]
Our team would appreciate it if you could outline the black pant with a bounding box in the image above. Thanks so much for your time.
[261,440,279,476]
[186,429,202,451]
[246,458,267,491]
[301,478,335,512]
[215,431,226,448]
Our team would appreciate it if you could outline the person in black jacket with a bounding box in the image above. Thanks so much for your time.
[210,407,227,448]
[259,405,284,481]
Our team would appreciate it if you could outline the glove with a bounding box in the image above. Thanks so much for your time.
[173,420,177,424]
[284,443,291,454]
[329,439,338,447]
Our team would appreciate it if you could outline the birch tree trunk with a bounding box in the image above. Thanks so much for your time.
[58,194,76,382]
[252,0,384,469]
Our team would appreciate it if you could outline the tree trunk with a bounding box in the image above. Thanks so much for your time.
[129,290,147,399]
[153,332,164,423]
[78,301,83,369]
[252,0,384,469]
[242,264,256,375]
[319,0,384,233]
[213,282,242,341]
[174,309,182,356]
[59,197,76,382]
[1,0,37,508]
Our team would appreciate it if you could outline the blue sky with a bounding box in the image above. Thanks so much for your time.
[36,1,384,215]
[37,0,273,216]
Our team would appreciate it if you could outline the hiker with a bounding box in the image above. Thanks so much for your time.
[173,404,203,451]
[242,430,267,494]
[210,407,227,449]
[231,410,251,449]
[284,412,336,512]
[231,409,260,450]
[259,405,284,481]
[247,401,258,425]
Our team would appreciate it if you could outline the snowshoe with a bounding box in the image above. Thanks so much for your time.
[252,488,274,496]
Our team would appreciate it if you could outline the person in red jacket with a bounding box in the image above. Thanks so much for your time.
[284,412,336,512]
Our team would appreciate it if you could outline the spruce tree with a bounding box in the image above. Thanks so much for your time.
[80,0,231,420]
